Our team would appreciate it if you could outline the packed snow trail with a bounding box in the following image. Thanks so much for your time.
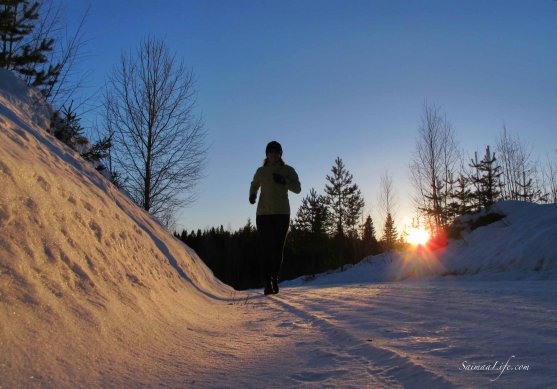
[5,280,551,388]
[219,280,556,388]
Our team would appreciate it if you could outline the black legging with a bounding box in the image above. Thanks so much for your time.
[256,214,290,283]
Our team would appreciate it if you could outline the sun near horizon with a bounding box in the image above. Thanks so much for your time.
[406,227,431,247]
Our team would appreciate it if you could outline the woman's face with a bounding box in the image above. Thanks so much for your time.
[266,149,281,163]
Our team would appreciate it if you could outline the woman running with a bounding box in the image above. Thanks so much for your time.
[249,141,301,295]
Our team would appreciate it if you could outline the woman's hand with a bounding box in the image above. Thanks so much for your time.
[273,173,287,185]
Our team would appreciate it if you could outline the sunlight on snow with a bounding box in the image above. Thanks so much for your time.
[396,245,445,280]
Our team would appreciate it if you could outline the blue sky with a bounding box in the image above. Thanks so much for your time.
[66,0,557,233]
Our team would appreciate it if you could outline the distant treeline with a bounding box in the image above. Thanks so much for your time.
[175,219,382,290]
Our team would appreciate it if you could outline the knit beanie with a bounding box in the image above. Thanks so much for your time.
[265,141,283,156]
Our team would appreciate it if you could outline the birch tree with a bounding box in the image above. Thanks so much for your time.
[410,103,459,232]
[105,37,207,224]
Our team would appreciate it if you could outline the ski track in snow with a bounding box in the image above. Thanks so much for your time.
[227,281,557,388]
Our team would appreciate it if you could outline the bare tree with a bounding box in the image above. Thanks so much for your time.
[105,37,207,224]
[378,171,396,219]
[496,125,537,200]
[544,150,557,203]
[410,103,459,232]
[377,171,398,248]
[39,1,91,110]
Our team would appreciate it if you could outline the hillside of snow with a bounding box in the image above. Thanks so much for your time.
[0,69,240,387]
[286,200,557,288]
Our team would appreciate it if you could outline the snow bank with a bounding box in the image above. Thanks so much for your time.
[441,201,557,279]
[287,200,557,287]
[0,70,235,386]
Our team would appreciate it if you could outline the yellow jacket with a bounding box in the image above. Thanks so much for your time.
[250,162,301,215]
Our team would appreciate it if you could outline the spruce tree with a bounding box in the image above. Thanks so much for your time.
[449,174,473,217]
[0,1,61,94]
[361,215,380,255]
[469,151,483,211]
[514,169,541,202]
[469,146,503,209]
[50,102,84,146]
[293,188,328,234]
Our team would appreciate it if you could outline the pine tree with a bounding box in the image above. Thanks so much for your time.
[323,157,365,237]
[346,187,366,238]
[382,212,398,251]
[0,1,61,94]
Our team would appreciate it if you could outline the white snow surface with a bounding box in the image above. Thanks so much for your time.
[1,69,556,388]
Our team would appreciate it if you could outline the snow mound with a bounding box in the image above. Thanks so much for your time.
[0,70,233,386]
[287,200,557,287]
[441,200,557,279]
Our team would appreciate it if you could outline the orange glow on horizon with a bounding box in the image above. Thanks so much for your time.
[395,238,446,280]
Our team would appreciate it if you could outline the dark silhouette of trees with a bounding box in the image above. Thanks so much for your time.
[382,212,398,251]
[448,173,474,217]
[361,215,380,256]
[543,150,557,203]
[324,157,365,238]
[293,188,328,234]
[469,146,503,210]
[323,157,365,269]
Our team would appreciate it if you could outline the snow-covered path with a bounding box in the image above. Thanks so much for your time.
[220,281,556,388]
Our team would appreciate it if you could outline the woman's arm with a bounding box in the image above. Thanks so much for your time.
[286,167,301,194]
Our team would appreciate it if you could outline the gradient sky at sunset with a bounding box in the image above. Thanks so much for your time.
[66,0,557,233]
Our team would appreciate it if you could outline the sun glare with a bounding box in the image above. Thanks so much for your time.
[406,228,431,246]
